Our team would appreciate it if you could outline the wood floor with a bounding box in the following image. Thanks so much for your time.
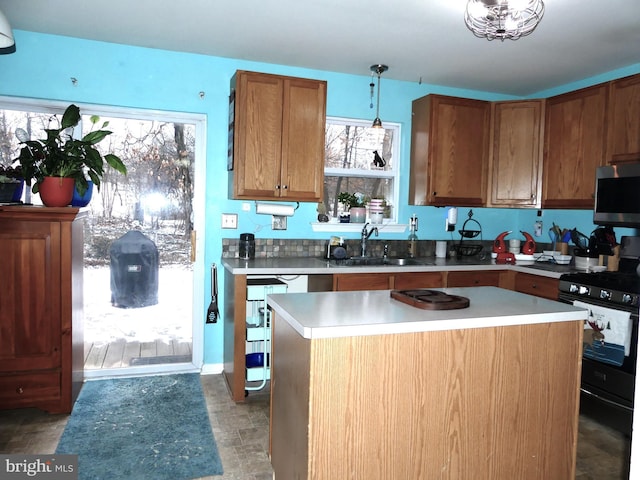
[84,339,192,369]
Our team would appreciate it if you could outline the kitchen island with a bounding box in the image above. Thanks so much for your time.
[267,286,588,480]
[221,256,575,401]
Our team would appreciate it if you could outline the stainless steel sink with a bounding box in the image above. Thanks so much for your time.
[383,257,428,266]
[328,257,434,267]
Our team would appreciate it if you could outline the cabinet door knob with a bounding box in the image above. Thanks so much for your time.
[275,185,281,190]
[432,191,437,196]
[16,387,24,394]
[282,185,288,190]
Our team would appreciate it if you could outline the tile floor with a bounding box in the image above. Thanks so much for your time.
[0,374,631,479]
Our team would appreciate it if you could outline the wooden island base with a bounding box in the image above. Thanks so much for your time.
[270,316,583,480]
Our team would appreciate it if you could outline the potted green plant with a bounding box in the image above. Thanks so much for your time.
[338,191,367,223]
[14,104,127,207]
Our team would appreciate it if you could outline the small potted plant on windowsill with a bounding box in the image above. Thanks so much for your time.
[338,191,367,223]
[14,104,127,207]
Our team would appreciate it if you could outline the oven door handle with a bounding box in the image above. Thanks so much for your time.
[580,387,634,412]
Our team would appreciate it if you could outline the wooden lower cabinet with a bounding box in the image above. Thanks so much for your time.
[333,272,392,291]
[446,270,505,287]
[0,206,85,413]
[333,271,445,291]
[271,313,582,479]
[513,272,559,300]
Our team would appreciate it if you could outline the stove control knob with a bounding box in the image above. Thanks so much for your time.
[622,294,633,304]
[578,286,590,295]
[599,289,611,300]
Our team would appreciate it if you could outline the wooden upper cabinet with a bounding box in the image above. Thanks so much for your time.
[410,94,490,206]
[607,73,640,164]
[489,100,544,208]
[542,83,609,209]
[229,70,326,201]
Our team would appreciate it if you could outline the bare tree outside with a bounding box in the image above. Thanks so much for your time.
[0,107,196,266]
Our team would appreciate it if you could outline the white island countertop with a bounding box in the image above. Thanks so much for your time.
[267,286,588,339]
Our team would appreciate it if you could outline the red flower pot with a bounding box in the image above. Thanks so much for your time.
[38,177,75,207]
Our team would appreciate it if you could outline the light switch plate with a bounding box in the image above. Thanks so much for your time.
[221,213,238,229]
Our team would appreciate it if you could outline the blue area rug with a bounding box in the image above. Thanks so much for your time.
[56,373,223,479]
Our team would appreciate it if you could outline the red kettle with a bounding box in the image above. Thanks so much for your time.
[493,231,511,254]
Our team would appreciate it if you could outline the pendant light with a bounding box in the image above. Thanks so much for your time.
[0,8,16,54]
[464,0,545,42]
[370,64,388,128]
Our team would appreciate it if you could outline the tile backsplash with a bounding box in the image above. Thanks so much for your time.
[222,238,500,259]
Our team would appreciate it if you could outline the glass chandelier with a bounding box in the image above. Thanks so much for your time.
[464,0,545,41]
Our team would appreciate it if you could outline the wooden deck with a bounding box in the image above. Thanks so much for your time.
[84,338,192,369]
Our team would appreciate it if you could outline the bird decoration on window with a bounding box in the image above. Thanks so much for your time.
[372,150,386,168]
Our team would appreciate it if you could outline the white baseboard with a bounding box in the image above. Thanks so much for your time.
[200,362,223,375]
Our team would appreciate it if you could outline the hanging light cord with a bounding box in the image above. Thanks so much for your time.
[375,72,381,119]
[369,73,375,109]
[369,64,388,128]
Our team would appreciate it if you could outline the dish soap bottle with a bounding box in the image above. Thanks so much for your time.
[408,214,419,257]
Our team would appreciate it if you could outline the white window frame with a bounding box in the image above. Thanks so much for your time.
[314,116,403,232]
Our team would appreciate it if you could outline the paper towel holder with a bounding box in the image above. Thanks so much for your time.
[254,201,299,216]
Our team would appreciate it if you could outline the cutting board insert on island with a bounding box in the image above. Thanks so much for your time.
[390,288,470,310]
[267,286,588,480]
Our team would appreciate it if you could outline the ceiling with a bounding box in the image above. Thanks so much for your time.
[1,0,639,96]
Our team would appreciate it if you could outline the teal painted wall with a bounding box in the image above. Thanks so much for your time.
[1,30,638,366]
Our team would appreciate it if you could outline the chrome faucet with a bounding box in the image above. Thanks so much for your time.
[360,223,378,257]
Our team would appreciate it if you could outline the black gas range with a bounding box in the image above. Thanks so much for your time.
[558,270,639,312]
[559,235,640,310]
[558,236,639,436]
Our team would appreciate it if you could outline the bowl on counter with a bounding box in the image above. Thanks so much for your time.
[575,256,599,271]
[553,255,572,265]
[588,265,607,273]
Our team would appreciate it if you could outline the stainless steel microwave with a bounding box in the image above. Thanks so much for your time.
[594,162,640,227]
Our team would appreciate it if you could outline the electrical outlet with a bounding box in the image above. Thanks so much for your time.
[272,215,287,230]
[221,213,237,229]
